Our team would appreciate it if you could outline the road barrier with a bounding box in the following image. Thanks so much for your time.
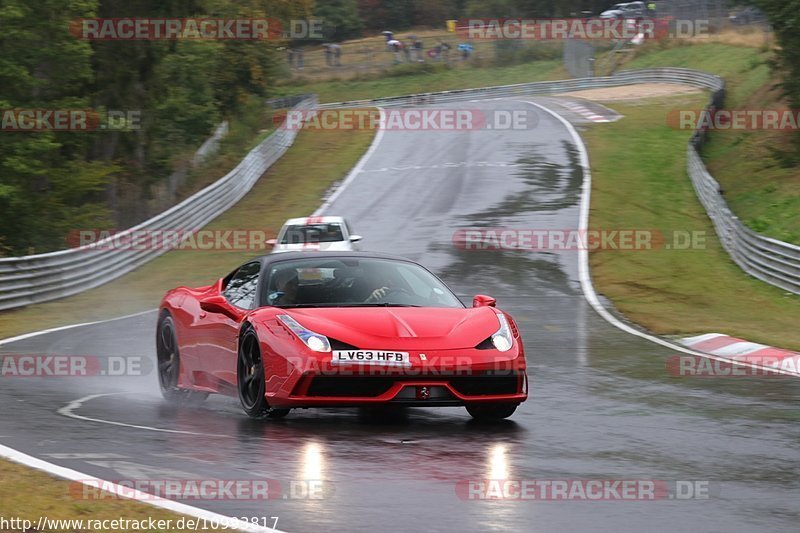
[0,96,318,311]
[1,68,797,312]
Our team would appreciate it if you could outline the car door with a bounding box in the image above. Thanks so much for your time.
[197,261,261,388]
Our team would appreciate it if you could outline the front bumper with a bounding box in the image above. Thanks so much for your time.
[268,357,528,408]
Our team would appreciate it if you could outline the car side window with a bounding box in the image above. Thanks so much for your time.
[222,262,261,309]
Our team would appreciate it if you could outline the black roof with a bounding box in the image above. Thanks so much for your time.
[259,250,417,267]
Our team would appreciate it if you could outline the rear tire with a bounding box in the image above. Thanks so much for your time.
[466,403,517,421]
[156,314,208,405]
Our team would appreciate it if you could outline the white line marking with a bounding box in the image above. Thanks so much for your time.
[0,443,282,532]
[521,99,799,377]
[0,309,156,347]
[44,453,129,459]
[313,107,386,216]
[57,393,232,438]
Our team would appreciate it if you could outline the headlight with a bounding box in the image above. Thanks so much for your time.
[491,312,514,352]
[277,315,331,352]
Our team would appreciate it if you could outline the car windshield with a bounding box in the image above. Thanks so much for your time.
[264,257,463,308]
[280,223,344,244]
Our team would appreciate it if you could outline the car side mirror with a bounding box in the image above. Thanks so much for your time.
[472,294,497,308]
[200,295,239,319]
[349,235,363,243]
[266,238,277,246]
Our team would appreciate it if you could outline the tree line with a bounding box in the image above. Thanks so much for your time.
[1,0,796,255]
[0,0,312,255]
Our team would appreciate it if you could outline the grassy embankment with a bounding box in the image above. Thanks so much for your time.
[584,39,800,349]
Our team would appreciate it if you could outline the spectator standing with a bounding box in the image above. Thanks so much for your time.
[329,43,342,66]
[323,43,332,66]
[414,38,423,62]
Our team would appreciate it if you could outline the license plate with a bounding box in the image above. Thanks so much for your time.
[332,350,410,366]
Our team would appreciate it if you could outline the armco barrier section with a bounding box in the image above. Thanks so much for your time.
[317,67,800,295]
[0,96,318,311]
[315,68,723,109]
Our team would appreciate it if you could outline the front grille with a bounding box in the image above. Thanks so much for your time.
[304,372,521,398]
[449,374,520,396]
[306,377,395,397]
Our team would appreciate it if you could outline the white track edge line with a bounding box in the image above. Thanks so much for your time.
[0,309,157,347]
[521,99,799,377]
[58,393,233,438]
[313,107,386,216]
[0,442,283,532]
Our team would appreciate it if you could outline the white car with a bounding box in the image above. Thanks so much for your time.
[267,216,362,253]
[600,1,646,19]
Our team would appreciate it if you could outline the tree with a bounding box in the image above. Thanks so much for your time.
[314,0,363,41]
[0,0,116,254]
[755,1,800,111]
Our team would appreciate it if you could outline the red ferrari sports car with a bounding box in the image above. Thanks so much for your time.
[156,252,527,420]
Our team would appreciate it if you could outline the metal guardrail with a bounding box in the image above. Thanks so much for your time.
[687,148,800,294]
[317,67,799,295]
[0,96,318,311]
[683,75,800,295]
[315,67,723,109]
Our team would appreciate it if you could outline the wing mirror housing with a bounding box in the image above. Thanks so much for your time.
[200,295,239,319]
[266,238,277,246]
[472,294,497,308]
[349,235,363,243]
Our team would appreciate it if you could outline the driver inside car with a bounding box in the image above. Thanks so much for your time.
[363,267,403,303]
[267,268,299,306]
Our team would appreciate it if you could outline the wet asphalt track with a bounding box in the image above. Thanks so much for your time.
[1,99,799,532]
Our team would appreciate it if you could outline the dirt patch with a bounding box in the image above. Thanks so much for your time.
[559,83,702,101]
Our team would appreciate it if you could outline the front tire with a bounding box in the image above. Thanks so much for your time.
[237,326,290,419]
[466,403,518,421]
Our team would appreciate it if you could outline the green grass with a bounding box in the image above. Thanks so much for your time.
[0,120,376,340]
[623,42,770,106]
[277,60,567,103]
[583,94,800,350]
[621,42,799,244]
[0,459,195,532]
